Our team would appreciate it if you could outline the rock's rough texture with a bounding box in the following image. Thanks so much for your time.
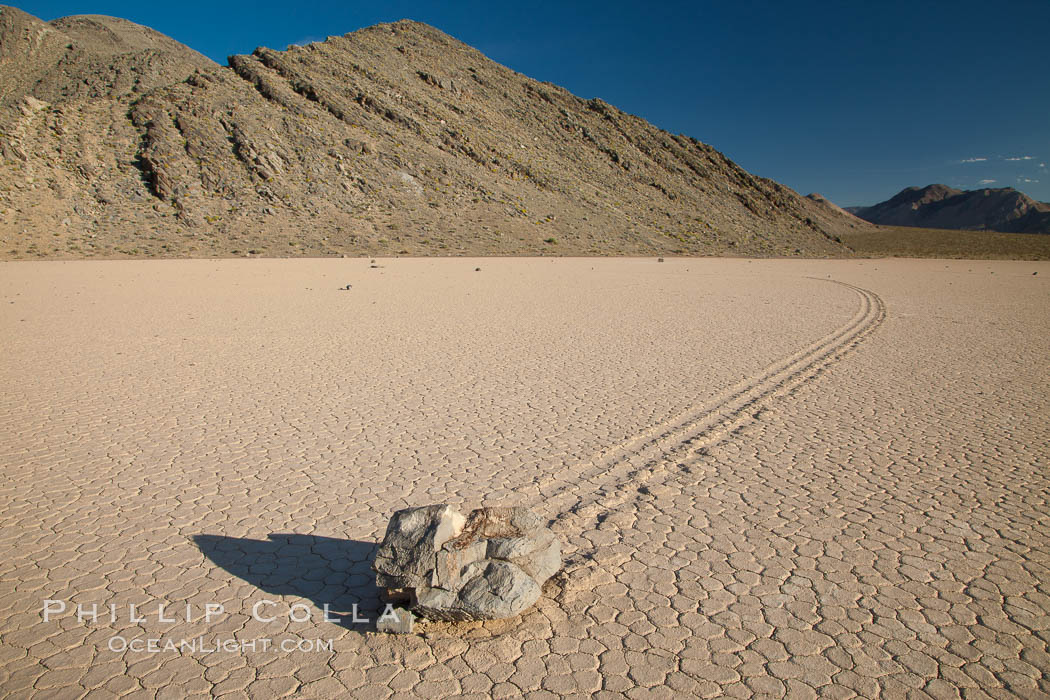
[373,505,561,621]
[372,504,465,589]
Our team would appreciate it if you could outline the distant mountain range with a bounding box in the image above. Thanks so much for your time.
[846,185,1050,234]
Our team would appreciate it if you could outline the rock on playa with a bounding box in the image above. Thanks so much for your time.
[373,504,562,622]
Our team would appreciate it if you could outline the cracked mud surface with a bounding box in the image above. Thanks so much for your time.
[1,257,1048,698]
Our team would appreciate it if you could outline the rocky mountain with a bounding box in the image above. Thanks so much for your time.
[847,185,1050,234]
[0,6,867,259]
[806,193,868,222]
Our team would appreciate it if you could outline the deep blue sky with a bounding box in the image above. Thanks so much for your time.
[20,0,1050,205]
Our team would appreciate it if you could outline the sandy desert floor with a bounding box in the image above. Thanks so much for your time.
[1,257,1048,699]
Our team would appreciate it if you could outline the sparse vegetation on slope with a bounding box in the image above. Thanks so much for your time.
[840,225,1050,260]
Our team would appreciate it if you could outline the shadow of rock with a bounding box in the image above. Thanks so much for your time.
[193,534,383,628]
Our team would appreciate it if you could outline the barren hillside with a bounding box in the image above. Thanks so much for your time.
[0,7,868,258]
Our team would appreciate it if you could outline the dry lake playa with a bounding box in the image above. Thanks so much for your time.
[1,257,1048,698]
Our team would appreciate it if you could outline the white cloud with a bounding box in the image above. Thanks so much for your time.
[1017,177,1040,183]
[1004,155,1034,161]
[959,157,987,163]
[978,179,997,184]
